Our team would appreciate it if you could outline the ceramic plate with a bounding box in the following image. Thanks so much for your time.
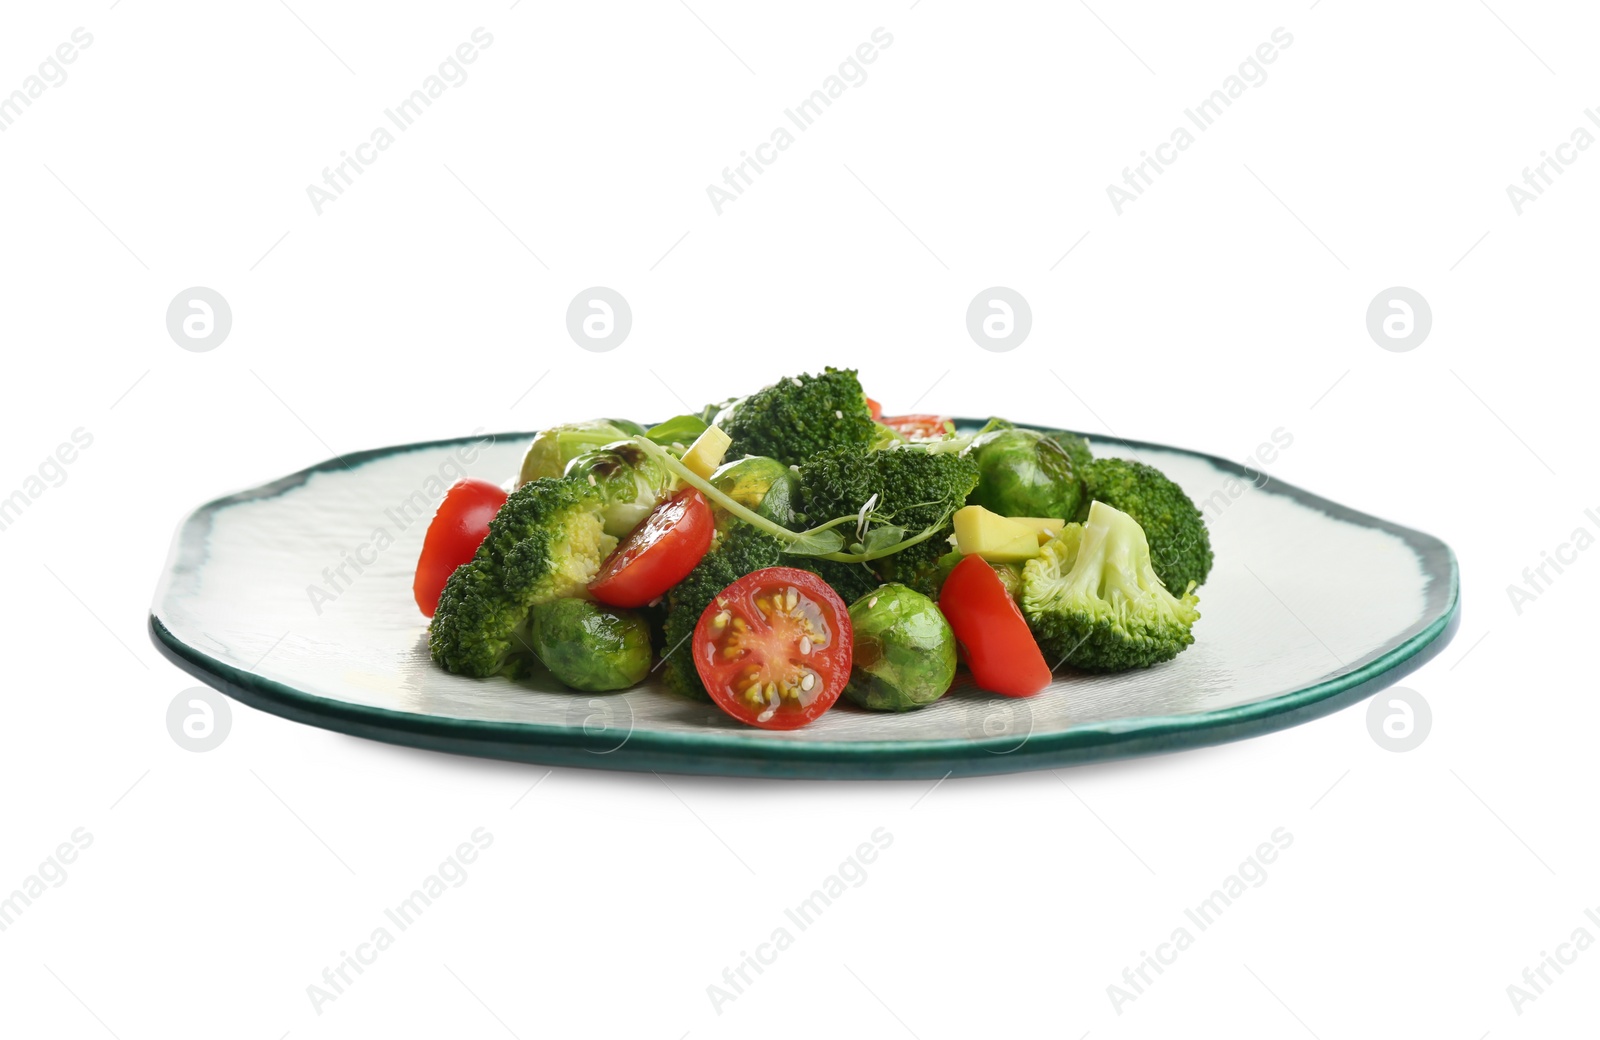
[149,423,1458,779]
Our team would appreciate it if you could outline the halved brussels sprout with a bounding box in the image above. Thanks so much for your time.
[519,420,641,485]
[709,455,799,527]
[843,583,957,711]
[564,440,675,537]
[527,598,651,691]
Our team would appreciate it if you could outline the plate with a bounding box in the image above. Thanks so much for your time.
[149,423,1459,779]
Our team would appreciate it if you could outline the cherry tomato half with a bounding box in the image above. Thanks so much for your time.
[866,397,884,421]
[589,488,714,608]
[880,414,954,440]
[693,567,852,729]
[414,478,509,617]
[938,555,1050,697]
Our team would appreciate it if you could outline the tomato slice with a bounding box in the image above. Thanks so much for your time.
[880,414,953,439]
[866,396,883,421]
[414,478,509,617]
[589,488,714,608]
[938,555,1051,697]
[693,567,852,729]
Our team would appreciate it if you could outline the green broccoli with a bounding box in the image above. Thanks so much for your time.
[429,477,616,677]
[1079,457,1213,590]
[714,368,877,467]
[659,524,785,700]
[808,560,885,605]
[1020,500,1200,671]
[796,442,979,598]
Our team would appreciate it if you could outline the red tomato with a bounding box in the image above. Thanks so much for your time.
[938,556,1051,697]
[413,479,509,617]
[866,397,883,421]
[693,568,852,729]
[880,414,954,439]
[589,488,714,608]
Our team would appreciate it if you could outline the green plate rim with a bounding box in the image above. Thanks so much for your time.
[148,423,1460,780]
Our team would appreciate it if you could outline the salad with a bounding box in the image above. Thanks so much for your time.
[411,368,1212,730]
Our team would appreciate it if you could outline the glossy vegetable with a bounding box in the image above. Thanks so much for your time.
[843,584,957,711]
[564,440,675,538]
[413,479,509,617]
[519,420,643,485]
[644,413,709,449]
[966,427,1085,520]
[938,555,1051,696]
[693,567,852,729]
[709,455,799,527]
[527,598,651,691]
[589,487,714,608]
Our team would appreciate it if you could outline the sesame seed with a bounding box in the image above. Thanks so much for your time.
[868,596,878,608]
[834,410,843,419]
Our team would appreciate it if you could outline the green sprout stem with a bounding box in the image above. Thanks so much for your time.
[631,436,946,564]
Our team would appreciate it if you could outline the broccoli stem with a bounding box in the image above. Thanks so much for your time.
[630,436,948,565]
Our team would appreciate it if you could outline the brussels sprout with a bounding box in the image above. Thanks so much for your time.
[965,428,1085,520]
[519,420,640,485]
[709,455,799,527]
[1042,429,1093,475]
[564,440,675,537]
[843,584,957,711]
[527,598,651,691]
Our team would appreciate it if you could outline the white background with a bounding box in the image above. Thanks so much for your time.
[1,1,1594,1037]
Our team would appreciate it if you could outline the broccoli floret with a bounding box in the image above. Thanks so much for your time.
[715,368,877,467]
[808,559,885,604]
[425,559,534,679]
[870,539,948,599]
[1079,457,1213,590]
[429,477,616,677]
[659,524,785,700]
[797,443,979,599]
[1020,501,1200,671]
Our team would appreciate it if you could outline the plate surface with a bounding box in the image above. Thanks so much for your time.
[150,423,1458,779]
